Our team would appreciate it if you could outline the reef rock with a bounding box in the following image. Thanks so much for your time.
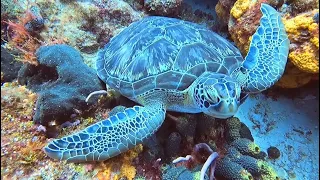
[144,0,183,17]
[228,0,319,88]
[1,47,22,83]
[18,44,104,125]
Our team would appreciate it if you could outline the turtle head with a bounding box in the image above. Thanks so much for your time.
[192,73,241,119]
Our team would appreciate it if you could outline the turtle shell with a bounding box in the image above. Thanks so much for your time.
[97,16,244,99]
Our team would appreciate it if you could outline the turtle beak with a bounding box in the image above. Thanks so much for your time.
[212,99,238,119]
[228,103,235,112]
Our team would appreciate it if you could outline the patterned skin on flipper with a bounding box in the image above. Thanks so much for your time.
[231,3,290,93]
[44,103,166,162]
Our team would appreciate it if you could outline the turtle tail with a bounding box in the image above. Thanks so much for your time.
[232,3,290,93]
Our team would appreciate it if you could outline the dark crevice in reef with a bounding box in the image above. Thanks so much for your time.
[18,64,59,92]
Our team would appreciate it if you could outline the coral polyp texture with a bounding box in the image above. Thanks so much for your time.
[283,9,319,73]
[18,44,104,125]
[228,0,319,88]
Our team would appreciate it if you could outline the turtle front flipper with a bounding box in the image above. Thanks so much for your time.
[43,103,166,163]
[232,3,290,93]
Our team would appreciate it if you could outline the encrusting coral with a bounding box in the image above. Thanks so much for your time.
[228,0,319,88]
[283,9,319,74]
[1,82,45,178]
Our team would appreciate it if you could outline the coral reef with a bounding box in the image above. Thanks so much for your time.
[226,117,242,142]
[230,138,261,157]
[144,0,183,17]
[165,132,182,159]
[283,9,319,73]
[228,0,266,55]
[23,4,44,32]
[225,147,278,179]
[34,0,145,67]
[1,0,25,19]
[169,114,197,143]
[162,164,208,180]
[216,157,254,180]
[239,122,254,142]
[172,143,219,180]
[17,44,104,125]
[216,138,278,180]
[215,0,237,27]
[228,0,319,88]
[96,144,143,180]
[1,82,44,178]
[2,5,43,65]
[1,47,22,83]
[1,0,301,179]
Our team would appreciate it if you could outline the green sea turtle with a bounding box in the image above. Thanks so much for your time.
[44,4,289,162]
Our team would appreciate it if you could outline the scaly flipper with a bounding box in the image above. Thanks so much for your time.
[44,103,166,162]
[231,3,290,93]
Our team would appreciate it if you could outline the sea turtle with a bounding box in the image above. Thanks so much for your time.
[44,4,289,162]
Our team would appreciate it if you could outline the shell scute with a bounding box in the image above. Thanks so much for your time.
[155,71,184,90]
[97,16,244,98]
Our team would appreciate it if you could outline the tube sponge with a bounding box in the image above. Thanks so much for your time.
[215,157,253,180]
[226,117,242,142]
[226,147,279,179]
[231,138,260,156]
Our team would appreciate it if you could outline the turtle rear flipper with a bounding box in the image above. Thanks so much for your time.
[232,3,290,93]
[44,103,166,162]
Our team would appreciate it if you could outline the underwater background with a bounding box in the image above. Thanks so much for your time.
[1,0,319,179]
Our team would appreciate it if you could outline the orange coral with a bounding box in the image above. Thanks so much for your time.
[3,16,41,65]
[95,144,143,180]
[3,2,66,66]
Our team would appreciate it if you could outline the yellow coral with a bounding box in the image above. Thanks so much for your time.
[257,161,278,180]
[123,144,143,161]
[248,142,260,155]
[276,62,314,88]
[289,45,319,73]
[95,144,143,180]
[310,37,319,48]
[230,0,253,19]
[240,169,253,180]
[97,164,112,180]
[283,14,314,35]
[116,163,137,180]
[308,22,319,33]
[282,9,319,74]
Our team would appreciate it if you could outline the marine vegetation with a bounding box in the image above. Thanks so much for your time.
[2,2,44,65]
[1,1,66,65]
